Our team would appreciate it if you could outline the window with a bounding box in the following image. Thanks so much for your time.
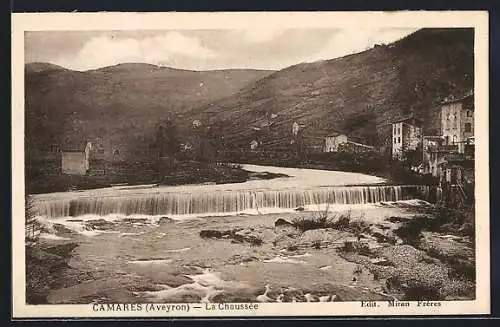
[467,110,472,117]
[452,135,457,144]
[464,123,472,132]
[398,137,401,143]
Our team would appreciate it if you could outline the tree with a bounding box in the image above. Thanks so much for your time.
[156,118,180,158]
[403,144,423,168]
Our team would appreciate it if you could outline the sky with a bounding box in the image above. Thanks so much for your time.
[25,28,419,71]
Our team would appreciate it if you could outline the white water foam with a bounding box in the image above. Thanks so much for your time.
[31,182,433,219]
[128,259,173,265]
[135,269,249,303]
[32,196,433,239]
[118,232,146,237]
[165,247,191,253]
[263,257,307,264]
[288,253,312,258]
[38,232,71,241]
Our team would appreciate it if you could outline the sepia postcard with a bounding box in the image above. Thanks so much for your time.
[11,11,490,318]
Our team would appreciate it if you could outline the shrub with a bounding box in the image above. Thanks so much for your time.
[292,206,334,231]
[25,196,40,246]
[394,217,431,246]
[331,212,351,230]
[292,209,374,235]
[341,240,373,256]
[311,240,322,249]
[446,257,475,281]
[341,241,356,253]
[348,216,371,239]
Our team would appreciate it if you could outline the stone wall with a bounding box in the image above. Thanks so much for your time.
[61,152,87,175]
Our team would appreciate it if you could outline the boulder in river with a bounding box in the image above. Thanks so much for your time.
[158,217,176,225]
[52,223,78,235]
[85,219,116,230]
[199,230,232,239]
[274,218,295,228]
[233,229,264,245]
[199,228,263,246]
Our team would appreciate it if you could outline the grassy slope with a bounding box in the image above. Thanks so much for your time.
[192,28,474,150]
[25,63,274,159]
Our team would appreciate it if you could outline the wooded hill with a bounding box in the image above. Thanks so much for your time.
[25,28,473,162]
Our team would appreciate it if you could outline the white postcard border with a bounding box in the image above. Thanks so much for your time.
[11,11,490,318]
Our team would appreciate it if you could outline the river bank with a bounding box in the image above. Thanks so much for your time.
[26,162,289,195]
[26,201,475,304]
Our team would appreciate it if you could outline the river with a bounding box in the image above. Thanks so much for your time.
[28,164,447,305]
[30,164,432,220]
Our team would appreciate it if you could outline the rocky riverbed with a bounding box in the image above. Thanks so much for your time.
[26,202,475,304]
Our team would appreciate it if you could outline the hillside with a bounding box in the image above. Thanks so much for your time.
[25,28,474,166]
[25,63,274,159]
[25,62,68,74]
[191,28,474,151]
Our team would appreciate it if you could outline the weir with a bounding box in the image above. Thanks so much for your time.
[31,185,436,219]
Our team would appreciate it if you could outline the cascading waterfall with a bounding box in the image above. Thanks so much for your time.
[31,185,434,219]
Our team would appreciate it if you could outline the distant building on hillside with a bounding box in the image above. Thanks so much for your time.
[324,134,348,152]
[291,121,305,136]
[192,119,202,128]
[339,140,375,154]
[324,133,374,154]
[391,116,423,159]
[250,140,259,150]
[61,142,92,175]
[440,92,474,154]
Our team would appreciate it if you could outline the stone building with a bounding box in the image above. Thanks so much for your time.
[420,91,475,200]
[250,140,259,150]
[324,134,348,152]
[338,140,375,154]
[440,92,474,154]
[422,135,445,176]
[391,117,423,159]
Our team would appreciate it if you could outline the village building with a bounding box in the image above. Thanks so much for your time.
[417,91,475,206]
[437,153,475,207]
[324,134,348,152]
[338,140,375,154]
[391,116,423,159]
[61,142,92,175]
[440,92,474,154]
[192,119,202,128]
[323,133,375,154]
[422,135,445,177]
[250,140,259,150]
[291,121,306,136]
